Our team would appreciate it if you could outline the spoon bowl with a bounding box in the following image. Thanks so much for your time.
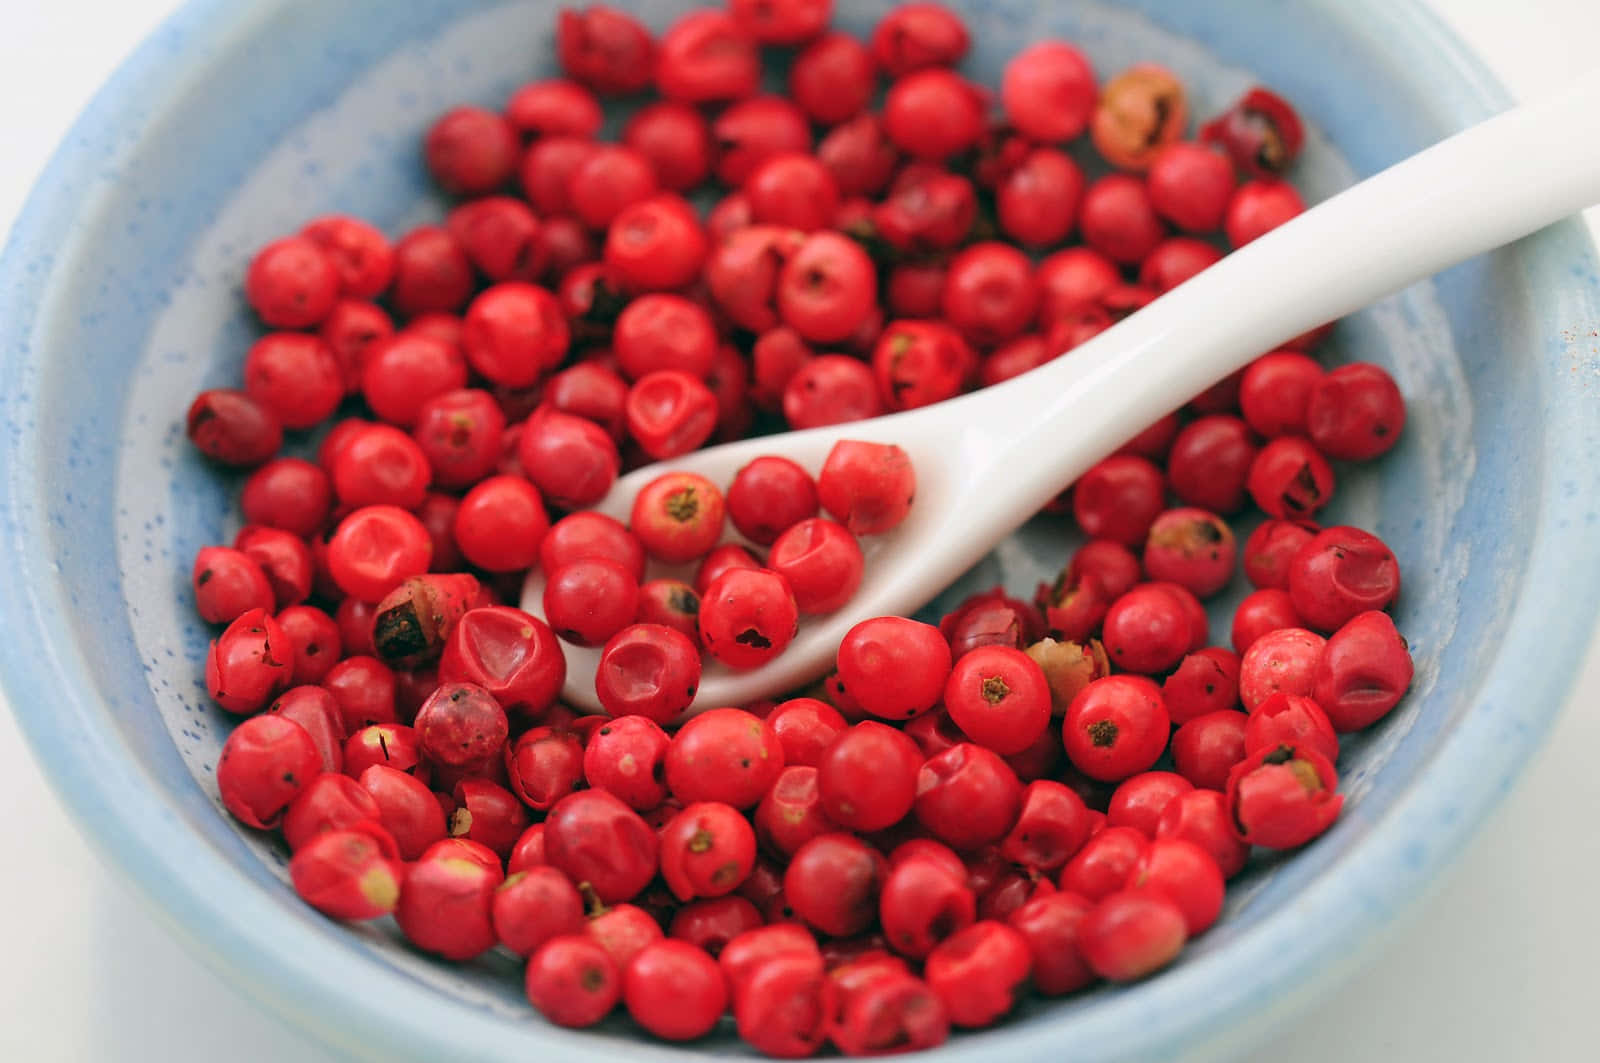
[528,68,1600,712]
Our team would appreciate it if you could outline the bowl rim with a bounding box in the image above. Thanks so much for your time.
[2,1,1598,1060]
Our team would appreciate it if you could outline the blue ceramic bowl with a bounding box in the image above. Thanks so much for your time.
[3,1,1598,1059]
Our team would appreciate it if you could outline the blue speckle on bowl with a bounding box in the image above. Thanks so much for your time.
[0,0,1597,1060]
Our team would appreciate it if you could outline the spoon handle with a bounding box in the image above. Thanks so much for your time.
[963,67,1600,538]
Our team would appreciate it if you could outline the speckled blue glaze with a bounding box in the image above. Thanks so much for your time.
[1,1,1597,1060]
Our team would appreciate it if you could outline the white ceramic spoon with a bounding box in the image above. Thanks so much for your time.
[526,70,1600,714]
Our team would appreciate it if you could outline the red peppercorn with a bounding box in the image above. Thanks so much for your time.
[1079,174,1167,264]
[289,825,404,921]
[1139,237,1223,293]
[937,242,1039,348]
[1155,788,1249,879]
[576,716,666,813]
[395,845,502,961]
[789,31,876,125]
[1286,525,1401,633]
[698,568,799,671]
[242,332,343,430]
[777,231,878,345]
[1312,610,1414,732]
[1226,743,1343,848]
[657,7,761,102]
[449,777,529,858]
[424,106,518,196]
[541,512,644,582]
[438,605,565,717]
[205,607,292,715]
[619,103,712,193]
[543,789,659,905]
[1239,626,1327,711]
[1072,456,1165,547]
[1143,507,1238,599]
[1146,142,1235,233]
[1079,889,1188,982]
[240,459,333,539]
[817,439,916,537]
[447,197,545,285]
[765,517,863,617]
[659,801,758,901]
[668,895,764,956]
[835,616,951,720]
[873,165,978,254]
[355,764,444,860]
[1202,86,1305,177]
[342,722,422,779]
[785,832,888,938]
[624,369,719,460]
[330,424,431,510]
[268,687,345,777]
[586,903,665,972]
[541,558,637,648]
[1169,711,1248,792]
[1107,772,1194,838]
[623,939,728,1041]
[870,319,970,413]
[556,4,654,95]
[216,713,321,829]
[938,646,1050,755]
[753,764,835,858]
[665,707,784,809]
[810,720,920,834]
[1100,584,1197,675]
[883,68,986,162]
[1245,692,1340,765]
[1247,436,1336,520]
[722,457,816,548]
[629,471,726,564]
[232,526,311,611]
[1162,647,1241,724]
[244,235,339,329]
[1226,178,1306,247]
[413,681,508,771]
[320,300,396,395]
[363,332,470,429]
[187,389,283,468]
[452,475,549,573]
[912,742,1024,851]
[299,215,394,300]
[191,547,274,626]
[780,354,879,430]
[273,608,342,687]
[1091,63,1187,171]
[594,623,702,724]
[730,950,831,1057]
[523,934,621,1029]
[502,726,583,813]
[1062,676,1170,783]
[1239,350,1325,439]
[871,3,969,77]
[461,282,568,389]
[1000,39,1095,142]
[1244,519,1320,590]
[1231,587,1303,654]
[390,226,475,319]
[1304,361,1407,461]
[816,113,899,200]
[995,147,1085,249]
[745,152,841,234]
[923,920,1031,1029]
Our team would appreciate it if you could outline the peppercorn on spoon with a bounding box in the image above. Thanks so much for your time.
[525,68,1600,714]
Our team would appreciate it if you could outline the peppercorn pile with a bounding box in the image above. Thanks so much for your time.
[182,1,1415,1054]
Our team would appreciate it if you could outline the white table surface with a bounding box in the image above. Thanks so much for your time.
[2,2,1597,1059]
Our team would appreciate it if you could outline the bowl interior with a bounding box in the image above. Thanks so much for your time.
[3,0,1597,1060]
